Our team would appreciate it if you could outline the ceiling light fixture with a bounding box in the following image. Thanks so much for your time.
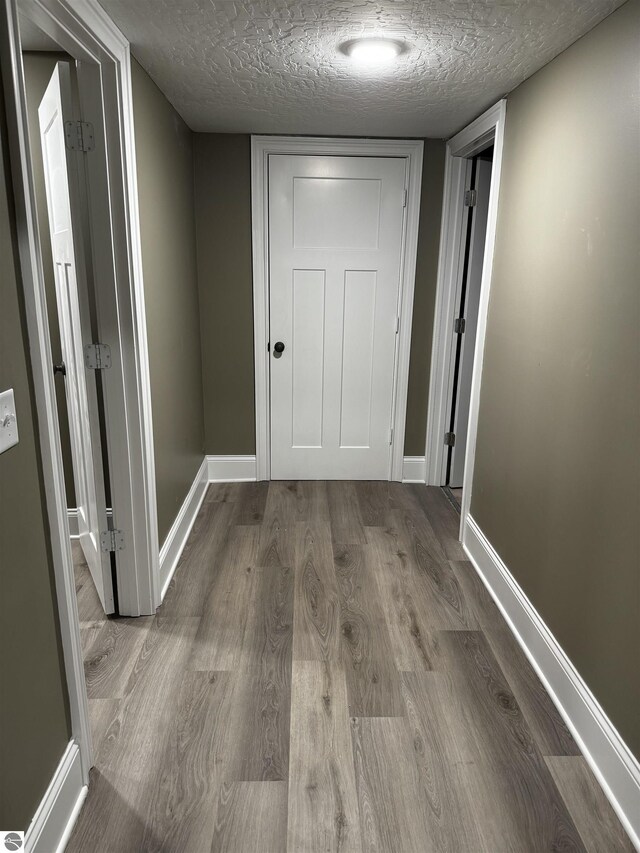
[347,38,403,65]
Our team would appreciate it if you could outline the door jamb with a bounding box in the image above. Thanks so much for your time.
[423,100,507,538]
[251,135,424,481]
[1,0,159,779]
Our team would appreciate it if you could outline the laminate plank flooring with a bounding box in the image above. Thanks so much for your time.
[544,756,635,852]
[334,543,404,717]
[293,522,341,662]
[68,484,633,852]
[451,558,580,756]
[287,660,361,852]
[84,616,153,699]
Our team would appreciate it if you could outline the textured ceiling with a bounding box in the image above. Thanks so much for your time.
[98,0,623,137]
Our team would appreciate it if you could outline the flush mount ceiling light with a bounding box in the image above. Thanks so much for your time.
[346,38,403,65]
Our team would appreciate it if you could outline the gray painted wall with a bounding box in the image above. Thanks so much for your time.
[131,59,205,547]
[405,140,446,455]
[0,70,71,832]
[471,0,640,757]
[23,52,76,508]
[194,134,256,455]
[194,134,445,457]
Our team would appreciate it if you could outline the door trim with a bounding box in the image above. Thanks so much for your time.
[2,0,159,619]
[251,135,424,481]
[424,101,507,538]
[1,0,160,781]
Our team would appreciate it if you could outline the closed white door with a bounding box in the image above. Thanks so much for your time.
[269,154,406,480]
[39,63,114,613]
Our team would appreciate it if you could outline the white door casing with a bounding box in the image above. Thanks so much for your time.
[38,62,114,613]
[448,156,492,487]
[269,154,406,480]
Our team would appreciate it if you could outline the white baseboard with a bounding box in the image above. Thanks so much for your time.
[159,457,209,601]
[463,514,640,849]
[67,508,112,539]
[67,509,79,538]
[25,740,87,853]
[207,454,257,483]
[402,455,427,483]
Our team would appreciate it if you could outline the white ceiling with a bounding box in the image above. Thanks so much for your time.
[97,0,623,138]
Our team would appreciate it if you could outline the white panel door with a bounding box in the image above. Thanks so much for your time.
[39,63,114,613]
[269,154,406,480]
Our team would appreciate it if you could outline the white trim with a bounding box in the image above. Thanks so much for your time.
[68,506,112,539]
[425,153,470,486]
[112,14,160,614]
[457,103,507,538]
[25,740,87,853]
[159,455,257,601]
[159,457,208,601]
[424,101,507,523]
[402,456,427,484]
[207,454,257,483]
[67,509,79,538]
[250,135,424,483]
[463,515,640,850]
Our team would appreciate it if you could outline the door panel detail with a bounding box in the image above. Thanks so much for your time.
[293,176,381,249]
[340,270,376,449]
[292,269,325,448]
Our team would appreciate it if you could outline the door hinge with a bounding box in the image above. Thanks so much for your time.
[454,317,466,334]
[100,529,125,552]
[64,120,95,152]
[84,343,112,370]
[389,427,394,445]
[402,189,408,207]
[464,189,477,207]
[444,431,456,447]
[395,316,400,334]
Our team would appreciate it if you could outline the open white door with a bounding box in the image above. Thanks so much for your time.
[448,156,492,487]
[39,62,114,613]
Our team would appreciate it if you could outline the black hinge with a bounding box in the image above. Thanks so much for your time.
[64,120,95,152]
[444,432,456,447]
[454,317,466,334]
[84,343,112,370]
[464,189,477,207]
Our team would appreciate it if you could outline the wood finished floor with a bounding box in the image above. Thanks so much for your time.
[69,483,633,853]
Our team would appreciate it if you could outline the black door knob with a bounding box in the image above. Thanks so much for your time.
[273,341,285,353]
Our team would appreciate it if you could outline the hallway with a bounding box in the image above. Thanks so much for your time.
[67,483,631,852]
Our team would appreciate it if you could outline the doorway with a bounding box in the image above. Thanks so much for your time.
[444,148,493,506]
[5,0,159,621]
[2,0,162,789]
[251,136,424,482]
[425,100,507,534]
[35,58,115,612]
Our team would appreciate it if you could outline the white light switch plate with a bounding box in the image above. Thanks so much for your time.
[0,388,19,453]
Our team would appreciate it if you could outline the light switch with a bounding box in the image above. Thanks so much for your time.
[0,389,19,454]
